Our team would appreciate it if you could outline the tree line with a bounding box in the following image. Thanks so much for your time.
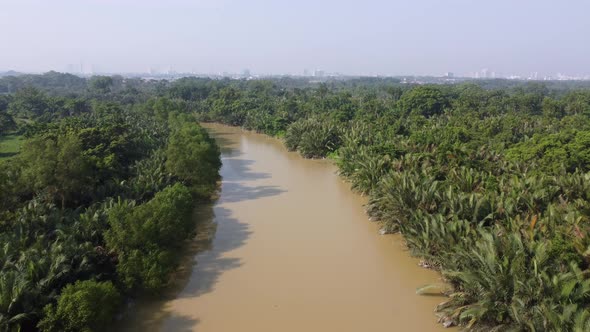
[0,77,221,331]
[4,72,590,330]
[187,78,590,330]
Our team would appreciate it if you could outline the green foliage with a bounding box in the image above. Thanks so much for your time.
[507,130,590,173]
[0,80,221,330]
[38,280,121,332]
[208,87,246,125]
[126,149,173,201]
[398,85,449,117]
[165,123,221,198]
[105,184,195,292]
[440,230,590,331]
[284,118,342,158]
[88,76,113,94]
[0,112,17,135]
[7,87,52,120]
[19,132,91,208]
[180,76,590,330]
[4,73,590,331]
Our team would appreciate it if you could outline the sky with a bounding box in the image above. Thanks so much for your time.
[0,0,589,77]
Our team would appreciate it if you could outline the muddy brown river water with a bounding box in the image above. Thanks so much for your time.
[118,123,449,332]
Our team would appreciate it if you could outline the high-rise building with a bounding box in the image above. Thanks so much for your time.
[481,68,489,79]
[313,69,325,77]
[65,64,78,73]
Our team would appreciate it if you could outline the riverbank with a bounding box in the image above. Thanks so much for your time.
[117,123,449,331]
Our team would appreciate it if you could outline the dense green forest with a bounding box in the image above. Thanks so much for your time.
[3,71,590,330]
[0,73,221,331]
[176,76,590,330]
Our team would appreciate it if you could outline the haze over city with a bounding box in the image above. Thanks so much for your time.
[1,0,589,77]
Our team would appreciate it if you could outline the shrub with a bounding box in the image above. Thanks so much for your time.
[106,184,195,292]
[38,280,121,332]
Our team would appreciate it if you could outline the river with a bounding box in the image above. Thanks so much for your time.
[117,123,449,332]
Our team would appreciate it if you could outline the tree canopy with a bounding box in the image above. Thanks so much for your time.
[3,72,590,330]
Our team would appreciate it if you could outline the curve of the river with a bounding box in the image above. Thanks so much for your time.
[118,123,449,332]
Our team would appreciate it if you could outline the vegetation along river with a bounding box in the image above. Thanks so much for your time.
[119,123,448,332]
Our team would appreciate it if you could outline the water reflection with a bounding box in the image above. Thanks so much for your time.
[220,158,271,182]
[177,206,250,298]
[220,182,285,203]
[118,124,449,332]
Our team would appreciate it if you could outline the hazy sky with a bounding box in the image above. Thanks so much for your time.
[1,0,588,76]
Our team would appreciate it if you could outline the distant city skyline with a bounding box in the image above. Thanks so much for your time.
[46,62,590,81]
[5,59,590,81]
[2,0,589,77]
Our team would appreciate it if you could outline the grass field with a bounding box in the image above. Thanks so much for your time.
[0,134,23,159]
